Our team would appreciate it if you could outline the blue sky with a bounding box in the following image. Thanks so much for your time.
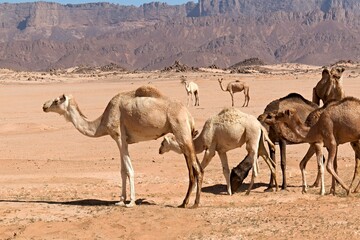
[0,0,193,6]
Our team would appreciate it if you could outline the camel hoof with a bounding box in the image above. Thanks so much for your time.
[115,201,126,207]
[125,201,136,208]
[264,187,274,193]
[301,188,308,194]
[190,203,199,209]
[178,203,187,208]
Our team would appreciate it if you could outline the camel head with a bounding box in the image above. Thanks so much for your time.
[218,78,223,83]
[180,76,187,84]
[230,156,252,194]
[159,135,176,154]
[330,66,345,80]
[261,112,278,126]
[43,94,71,116]
[159,130,198,154]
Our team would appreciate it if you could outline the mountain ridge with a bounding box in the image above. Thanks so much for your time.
[0,0,359,71]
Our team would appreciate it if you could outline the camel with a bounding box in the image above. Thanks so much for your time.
[158,107,278,195]
[42,85,203,208]
[264,101,360,193]
[181,78,199,106]
[257,93,319,190]
[266,97,360,195]
[312,67,345,106]
[218,78,250,107]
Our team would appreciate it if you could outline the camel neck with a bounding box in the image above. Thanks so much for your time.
[66,103,105,137]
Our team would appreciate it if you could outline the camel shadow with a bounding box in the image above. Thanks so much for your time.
[202,182,269,195]
[0,198,156,206]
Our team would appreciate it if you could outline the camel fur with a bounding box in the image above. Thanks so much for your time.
[159,107,278,195]
[181,78,199,106]
[268,97,360,195]
[312,67,345,106]
[218,78,250,107]
[43,85,203,208]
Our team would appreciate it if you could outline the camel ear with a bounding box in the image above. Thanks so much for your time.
[322,68,330,78]
[340,67,345,73]
[60,94,66,101]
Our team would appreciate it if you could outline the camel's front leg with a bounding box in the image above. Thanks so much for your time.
[218,152,231,195]
[114,135,136,207]
[314,143,325,195]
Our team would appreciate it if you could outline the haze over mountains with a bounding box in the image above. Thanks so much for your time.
[0,0,359,71]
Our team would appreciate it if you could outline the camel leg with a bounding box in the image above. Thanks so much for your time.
[330,151,338,195]
[299,144,316,193]
[267,142,277,190]
[200,148,215,169]
[186,93,190,107]
[177,140,203,208]
[313,143,326,195]
[279,139,287,190]
[350,141,360,193]
[260,153,278,192]
[218,152,232,195]
[113,134,135,208]
[229,92,234,107]
[243,90,249,107]
[326,144,350,195]
[245,141,259,195]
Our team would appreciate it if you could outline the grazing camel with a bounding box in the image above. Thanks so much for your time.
[181,78,199,106]
[312,67,345,106]
[267,97,360,195]
[159,107,278,195]
[218,78,250,107]
[257,93,319,190]
[42,85,203,208]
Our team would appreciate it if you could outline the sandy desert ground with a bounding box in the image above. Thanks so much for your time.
[1,63,360,239]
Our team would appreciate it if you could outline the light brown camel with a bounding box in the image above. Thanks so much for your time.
[159,107,278,195]
[266,97,360,195]
[312,67,345,106]
[257,93,319,190]
[42,85,203,208]
[181,78,199,106]
[218,78,250,107]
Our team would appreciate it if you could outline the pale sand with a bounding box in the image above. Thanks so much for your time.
[1,64,360,239]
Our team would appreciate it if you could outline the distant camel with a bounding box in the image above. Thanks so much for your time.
[181,78,199,106]
[43,85,203,208]
[159,107,278,195]
[312,67,345,106]
[218,78,249,107]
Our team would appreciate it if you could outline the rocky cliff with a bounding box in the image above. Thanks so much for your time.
[0,0,359,71]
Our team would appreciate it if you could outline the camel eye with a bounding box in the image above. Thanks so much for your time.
[54,99,58,104]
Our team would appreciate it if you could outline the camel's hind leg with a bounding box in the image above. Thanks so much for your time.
[243,87,250,107]
[174,131,203,208]
[349,141,360,193]
[218,152,232,195]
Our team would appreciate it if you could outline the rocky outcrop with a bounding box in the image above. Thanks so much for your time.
[0,1,359,71]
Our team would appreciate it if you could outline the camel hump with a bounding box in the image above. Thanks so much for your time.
[135,85,164,98]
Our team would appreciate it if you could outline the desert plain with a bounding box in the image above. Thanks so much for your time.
[1,63,360,239]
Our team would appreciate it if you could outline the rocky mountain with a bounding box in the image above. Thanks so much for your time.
[0,0,359,71]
